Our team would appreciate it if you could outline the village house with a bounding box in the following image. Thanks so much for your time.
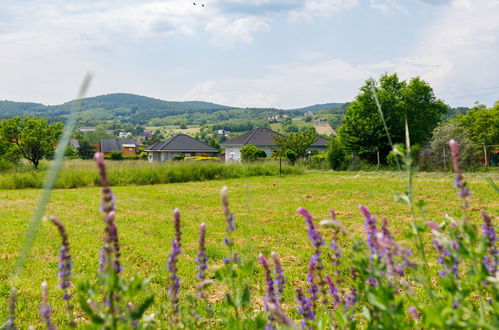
[98,138,138,157]
[145,134,218,162]
[78,126,96,132]
[221,128,329,163]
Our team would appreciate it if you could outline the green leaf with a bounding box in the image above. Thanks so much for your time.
[131,296,154,320]
[367,292,387,311]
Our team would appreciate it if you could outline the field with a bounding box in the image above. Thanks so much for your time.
[1,170,497,327]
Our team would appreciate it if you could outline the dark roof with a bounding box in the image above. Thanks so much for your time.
[221,128,283,147]
[145,134,217,152]
[100,139,137,153]
[310,136,329,147]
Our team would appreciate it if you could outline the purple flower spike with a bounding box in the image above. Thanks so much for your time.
[271,252,286,303]
[449,140,471,208]
[425,221,440,232]
[297,207,324,249]
[344,287,358,320]
[195,223,208,298]
[167,209,182,313]
[296,288,315,327]
[95,153,121,276]
[39,281,54,330]
[325,274,341,307]
[481,210,498,275]
[50,216,76,326]
[408,306,419,321]
[259,254,277,307]
[359,205,379,255]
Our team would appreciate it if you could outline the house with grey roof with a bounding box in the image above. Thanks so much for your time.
[220,128,329,163]
[99,138,138,157]
[145,134,218,162]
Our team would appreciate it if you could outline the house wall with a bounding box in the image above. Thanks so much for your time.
[148,151,215,162]
[122,147,137,157]
[224,146,274,163]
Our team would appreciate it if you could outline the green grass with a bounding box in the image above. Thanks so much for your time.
[0,171,497,327]
[0,160,304,189]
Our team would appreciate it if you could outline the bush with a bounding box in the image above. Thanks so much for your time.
[241,144,267,162]
[386,144,422,169]
[326,137,347,170]
[109,152,124,160]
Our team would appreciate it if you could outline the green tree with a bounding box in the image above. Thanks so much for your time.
[273,128,319,161]
[326,137,346,170]
[240,144,267,162]
[455,101,499,147]
[339,73,447,163]
[0,116,63,168]
[77,140,97,159]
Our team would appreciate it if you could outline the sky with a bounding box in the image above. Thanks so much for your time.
[0,0,498,109]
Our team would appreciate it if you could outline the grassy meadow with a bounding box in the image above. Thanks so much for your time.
[1,170,497,327]
[0,159,304,189]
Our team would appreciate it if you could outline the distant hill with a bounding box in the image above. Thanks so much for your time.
[0,93,348,125]
[291,102,345,112]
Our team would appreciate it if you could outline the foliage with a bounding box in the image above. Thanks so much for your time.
[386,144,421,169]
[419,120,480,171]
[0,116,63,168]
[455,101,499,147]
[77,140,97,159]
[109,152,124,161]
[273,128,320,163]
[303,116,313,122]
[240,144,267,162]
[326,137,347,170]
[339,73,447,163]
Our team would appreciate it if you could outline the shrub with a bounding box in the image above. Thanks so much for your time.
[109,152,124,160]
[326,137,346,170]
[241,144,267,162]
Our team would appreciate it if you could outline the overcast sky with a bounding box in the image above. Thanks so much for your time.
[0,0,498,109]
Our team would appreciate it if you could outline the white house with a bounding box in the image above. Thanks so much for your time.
[145,134,218,162]
[220,128,329,163]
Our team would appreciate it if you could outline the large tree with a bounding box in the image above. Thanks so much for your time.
[339,73,447,162]
[273,128,320,162]
[0,117,63,168]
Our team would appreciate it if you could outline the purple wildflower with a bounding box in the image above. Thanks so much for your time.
[167,209,182,313]
[297,207,328,306]
[221,186,239,263]
[296,288,315,327]
[325,274,341,307]
[427,223,460,278]
[307,255,319,309]
[452,300,460,309]
[297,207,324,249]
[195,223,208,297]
[366,277,378,287]
[50,216,76,326]
[271,252,286,303]
[259,254,279,330]
[376,223,415,277]
[359,205,379,256]
[7,287,16,329]
[481,210,498,275]
[39,281,54,330]
[408,306,419,321]
[95,153,121,275]
[449,140,471,208]
[344,287,358,320]
[267,302,294,328]
[221,186,236,231]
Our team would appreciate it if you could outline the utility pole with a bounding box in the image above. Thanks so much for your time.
[484,143,488,168]
[377,149,380,166]
[443,147,446,170]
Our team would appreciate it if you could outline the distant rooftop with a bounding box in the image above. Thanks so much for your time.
[145,134,217,152]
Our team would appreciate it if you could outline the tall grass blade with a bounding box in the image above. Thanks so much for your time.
[12,73,92,280]
[369,77,400,171]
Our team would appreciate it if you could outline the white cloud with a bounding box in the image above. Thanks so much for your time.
[206,16,271,48]
[289,0,358,21]
[183,81,229,105]
[370,0,408,13]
